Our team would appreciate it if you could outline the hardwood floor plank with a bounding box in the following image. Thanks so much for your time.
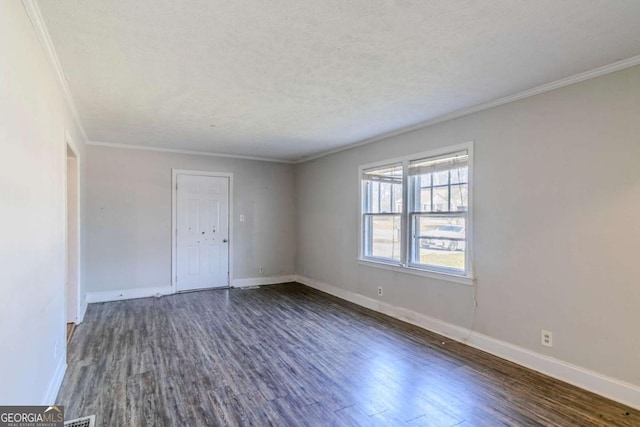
[57,283,639,426]
[124,372,158,427]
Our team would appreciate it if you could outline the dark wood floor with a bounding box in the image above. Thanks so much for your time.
[57,283,638,426]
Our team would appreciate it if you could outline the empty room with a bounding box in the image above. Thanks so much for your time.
[2,0,640,426]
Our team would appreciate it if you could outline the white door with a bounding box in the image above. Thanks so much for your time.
[176,174,229,291]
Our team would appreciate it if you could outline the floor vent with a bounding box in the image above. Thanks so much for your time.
[64,415,95,427]
[241,286,261,290]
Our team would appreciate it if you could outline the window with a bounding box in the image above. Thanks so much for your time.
[361,164,403,261]
[360,143,473,282]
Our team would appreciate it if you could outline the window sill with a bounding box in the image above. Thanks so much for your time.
[358,259,475,286]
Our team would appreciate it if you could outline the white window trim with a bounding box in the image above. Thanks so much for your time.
[358,141,475,286]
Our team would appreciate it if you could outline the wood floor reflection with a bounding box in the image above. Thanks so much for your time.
[57,283,638,426]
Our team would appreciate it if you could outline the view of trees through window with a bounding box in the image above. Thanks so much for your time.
[410,161,468,271]
[361,149,470,276]
[362,164,402,261]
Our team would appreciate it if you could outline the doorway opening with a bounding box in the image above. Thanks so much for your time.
[65,137,80,345]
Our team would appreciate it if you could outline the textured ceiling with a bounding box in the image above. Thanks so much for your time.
[37,0,640,162]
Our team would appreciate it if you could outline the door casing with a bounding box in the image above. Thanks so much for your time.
[64,130,82,324]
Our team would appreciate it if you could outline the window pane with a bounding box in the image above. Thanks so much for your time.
[371,182,380,212]
[362,164,402,213]
[391,182,402,212]
[450,184,468,212]
[365,215,401,261]
[433,170,449,186]
[409,175,432,212]
[432,187,449,212]
[420,188,432,211]
[375,181,401,213]
[412,215,465,272]
[380,182,392,212]
[450,167,468,184]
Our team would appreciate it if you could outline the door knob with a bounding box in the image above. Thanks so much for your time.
[223,239,228,243]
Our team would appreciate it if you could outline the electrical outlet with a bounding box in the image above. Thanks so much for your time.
[377,287,383,296]
[259,266,264,274]
[541,330,553,347]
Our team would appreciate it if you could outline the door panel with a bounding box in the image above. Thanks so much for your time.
[187,246,200,275]
[176,174,229,291]
[207,245,221,274]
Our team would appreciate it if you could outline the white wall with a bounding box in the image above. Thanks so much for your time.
[295,66,640,389]
[0,1,86,404]
[85,145,295,294]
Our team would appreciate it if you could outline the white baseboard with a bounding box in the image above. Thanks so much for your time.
[231,275,296,288]
[294,275,640,410]
[86,286,173,303]
[85,276,296,304]
[77,295,88,323]
[42,356,66,405]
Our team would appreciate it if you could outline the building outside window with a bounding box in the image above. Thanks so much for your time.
[360,142,473,283]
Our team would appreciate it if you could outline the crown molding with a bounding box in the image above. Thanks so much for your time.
[86,141,294,164]
[294,54,640,164]
[22,0,89,142]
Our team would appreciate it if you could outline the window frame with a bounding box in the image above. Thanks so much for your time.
[361,162,404,263]
[358,142,474,286]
